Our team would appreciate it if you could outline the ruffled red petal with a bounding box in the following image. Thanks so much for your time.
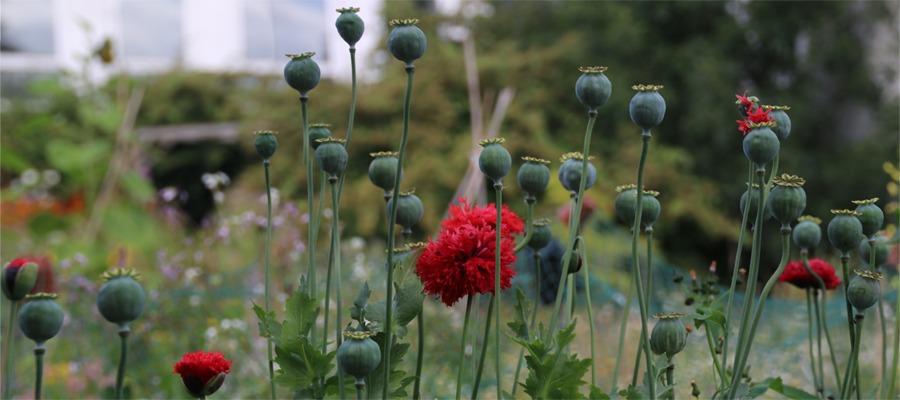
[173,351,232,386]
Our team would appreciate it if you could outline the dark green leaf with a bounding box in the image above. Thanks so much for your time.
[394,279,424,327]
[507,287,531,340]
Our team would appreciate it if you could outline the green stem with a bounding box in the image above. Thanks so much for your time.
[665,358,674,400]
[801,250,841,389]
[356,380,364,400]
[841,315,863,399]
[548,111,597,331]
[263,160,276,400]
[631,228,655,387]
[323,226,334,354]
[383,65,415,399]
[805,290,820,395]
[705,324,725,387]
[512,253,541,396]
[887,273,899,399]
[611,265,636,393]
[456,295,475,400]
[722,162,753,374]
[115,327,129,399]
[579,237,597,388]
[330,180,345,399]
[4,301,18,399]
[335,46,357,202]
[472,295,495,400]
[514,200,535,252]
[414,309,424,400]
[301,96,316,300]
[838,253,860,397]
[493,183,503,400]
[34,344,44,400]
[871,237,888,398]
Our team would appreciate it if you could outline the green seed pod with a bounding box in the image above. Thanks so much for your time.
[766,174,806,226]
[388,190,424,230]
[528,219,552,250]
[314,138,349,180]
[792,215,822,250]
[387,19,426,65]
[478,138,512,183]
[2,260,38,301]
[650,312,687,357]
[566,252,583,275]
[762,105,791,140]
[851,198,884,237]
[859,235,889,268]
[641,191,661,229]
[827,210,864,253]
[847,269,882,311]
[516,157,551,197]
[368,152,400,193]
[18,293,64,343]
[283,52,320,94]
[629,84,666,130]
[739,183,772,223]
[335,7,364,47]
[558,153,597,193]
[614,185,661,228]
[575,66,612,110]
[337,330,381,380]
[742,122,780,165]
[97,268,146,327]
[308,123,332,150]
[254,130,278,160]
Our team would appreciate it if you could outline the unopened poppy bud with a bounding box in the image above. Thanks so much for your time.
[284,52,320,95]
[18,293,64,344]
[2,259,38,301]
[567,252,583,275]
[851,198,884,237]
[766,174,806,226]
[387,19,426,65]
[478,138,512,183]
[387,190,424,230]
[368,152,400,193]
[793,215,822,250]
[308,123,332,150]
[97,268,146,327]
[742,121,780,165]
[575,66,612,110]
[528,219,552,250]
[650,312,687,357]
[253,130,278,160]
[558,153,597,193]
[827,210,864,253]
[761,105,791,140]
[859,235,889,268]
[629,84,666,130]
[314,138,349,181]
[847,269,882,311]
[335,7,364,47]
[517,157,551,198]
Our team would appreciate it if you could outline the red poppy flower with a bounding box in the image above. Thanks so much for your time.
[779,258,841,290]
[174,351,232,398]
[736,104,772,135]
[735,94,757,110]
[4,256,54,294]
[416,199,524,306]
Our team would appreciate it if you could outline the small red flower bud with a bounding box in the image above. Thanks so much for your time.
[174,351,232,399]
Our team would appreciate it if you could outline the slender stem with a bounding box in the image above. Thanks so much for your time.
[631,228,655,386]
[356,380,364,400]
[887,273,899,399]
[335,46,358,202]
[455,296,474,400]
[565,275,575,327]
[665,358,675,400]
[611,266,636,393]
[322,231,334,354]
[414,309,424,400]
[115,327,130,399]
[472,295,495,400]
[514,200,535,252]
[383,65,415,398]
[301,96,316,300]
[871,237,888,398]
[512,253,541,395]
[802,250,842,389]
[722,162,753,373]
[34,344,44,400]
[4,301,18,399]
[805,290,820,395]
[263,160,276,400]
[812,292,827,397]
[841,315,863,399]
[329,180,345,399]
[579,237,597,387]
[492,183,504,400]
[839,253,860,397]
[705,325,725,387]
[548,111,597,331]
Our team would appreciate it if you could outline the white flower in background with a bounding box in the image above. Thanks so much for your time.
[159,186,179,203]
[21,169,39,186]
[349,237,365,250]
[322,208,333,219]
[205,326,218,339]
[184,267,201,282]
[260,188,280,208]
[213,191,225,204]
[42,169,61,186]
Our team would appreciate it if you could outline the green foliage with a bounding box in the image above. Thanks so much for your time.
[366,333,416,399]
[513,322,592,399]
[507,288,531,340]
[747,377,818,399]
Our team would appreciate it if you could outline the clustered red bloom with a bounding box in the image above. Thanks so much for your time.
[174,351,232,397]
[416,199,524,306]
[779,258,841,290]
[735,94,772,135]
[5,256,54,293]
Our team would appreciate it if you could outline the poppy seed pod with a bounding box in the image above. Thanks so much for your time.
[742,122,780,165]
[641,191,661,228]
[847,269,882,311]
[478,138,512,183]
[762,105,791,140]
[739,183,772,223]
[859,235,889,268]
[283,53,320,94]
[253,130,278,160]
[18,293,64,344]
[851,198,884,237]
[575,66,612,110]
[766,174,806,226]
[314,138,349,180]
[368,152,400,193]
[566,252,583,275]
[629,84,666,130]
[792,215,822,250]
[97,268,146,327]
[517,157,551,197]
[558,152,597,193]
[308,123,332,150]
[827,210,864,253]
[335,7,364,47]
[338,330,381,381]
[614,185,661,228]
[650,312,687,358]
[388,190,424,230]
[387,19,426,65]
[2,260,38,301]
[528,219,552,250]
